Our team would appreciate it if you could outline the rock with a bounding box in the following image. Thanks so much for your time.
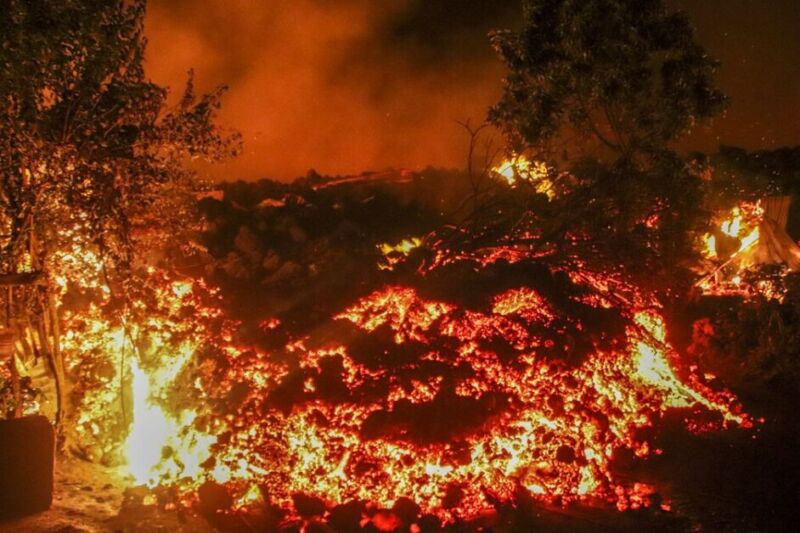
[333,220,361,241]
[197,481,233,514]
[416,514,442,531]
[556,444,576,463]
[391,497,420,525]
[442,483,464,510]
[328,500,363,531]
[291,492,326,518]
[234,225,263,260]
[305,522,336,533]
[262,249,281,272]
[51,525,90,533]
[278,216,307,243]
[262,260,300,285]
[288,223,307,243]
[220,252,251,280]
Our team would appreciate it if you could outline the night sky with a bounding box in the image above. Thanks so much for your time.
[145,0,800,181]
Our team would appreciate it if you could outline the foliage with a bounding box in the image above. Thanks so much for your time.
[0,0,240,283]
[0,0,238,426]
[476,0,727,295]
[489,0,725,160]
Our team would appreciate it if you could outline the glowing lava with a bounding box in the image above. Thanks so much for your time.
[58,249,752,521]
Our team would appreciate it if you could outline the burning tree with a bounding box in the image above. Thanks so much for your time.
[0,0,238,437]
[475,0,727,296]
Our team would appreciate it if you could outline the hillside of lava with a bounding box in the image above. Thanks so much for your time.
[25,169,781,532]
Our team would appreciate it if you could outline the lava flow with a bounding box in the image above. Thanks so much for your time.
[57,250,750,522]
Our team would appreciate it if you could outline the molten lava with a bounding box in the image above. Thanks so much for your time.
[63,277,747,521]
[56,233,751,522]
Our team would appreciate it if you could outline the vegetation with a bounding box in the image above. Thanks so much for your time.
[470,0,729,295]
[0,0,238,428]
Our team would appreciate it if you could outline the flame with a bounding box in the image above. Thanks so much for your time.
[125,350,217,487]
[703,234,717,259]
[492,155,554,198]
[700,202,764,295]
[379,237,422,256]
[126,357,173,485]
[720,208,742,237]
[378,237,423,270]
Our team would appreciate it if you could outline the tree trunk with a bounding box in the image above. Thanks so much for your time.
[46,289,67,430]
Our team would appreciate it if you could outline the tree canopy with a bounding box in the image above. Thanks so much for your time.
[0,0,239,428]
[472,0,728,295]
[489,0,726,163]
[0,0,239,282]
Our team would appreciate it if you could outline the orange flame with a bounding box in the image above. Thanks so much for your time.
[492,155,554,198]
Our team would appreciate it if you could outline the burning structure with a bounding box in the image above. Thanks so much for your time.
[699,197,800,296]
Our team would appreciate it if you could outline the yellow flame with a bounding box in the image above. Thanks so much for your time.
[126,358,171,485]
[738,227,760,253]
[378,237,423,270]
[703,234,717,259]
[125,354,218,487]
[700,201,764,295]
[492,156,554,198]
[720,208,742,237]
[379,237,422,257]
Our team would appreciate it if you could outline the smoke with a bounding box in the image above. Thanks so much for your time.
[145,0,519,181]
[145,0,800,182]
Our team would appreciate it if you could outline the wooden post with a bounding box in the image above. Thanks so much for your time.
[0,327,19,419]
[2,284,20,418]
[0,272,47,420]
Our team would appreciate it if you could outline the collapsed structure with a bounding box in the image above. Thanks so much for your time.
[700,196,800,295]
